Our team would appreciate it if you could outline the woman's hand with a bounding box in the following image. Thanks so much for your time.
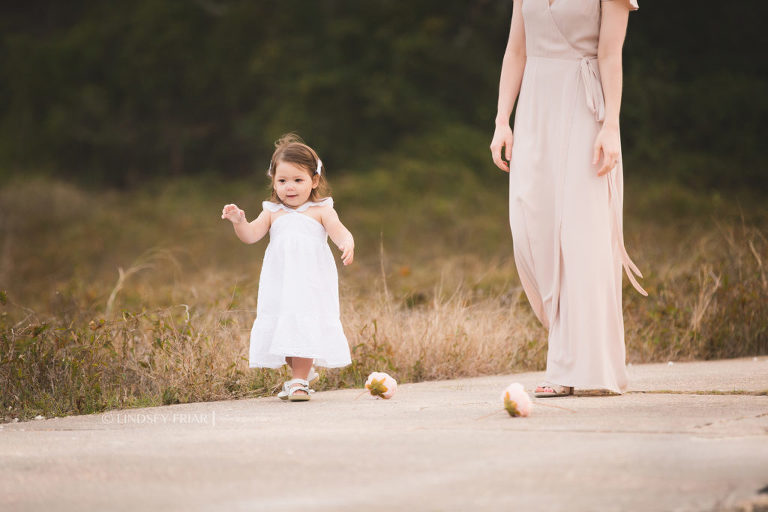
[221,204,246,224]
[592,124,621,176]
[490,124,514,172]
[338,237,354,266]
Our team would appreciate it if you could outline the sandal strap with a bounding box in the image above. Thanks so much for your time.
[537,382,570,393]
[286,379,310,396]
[289,385,310,396]
[282,379,309,392]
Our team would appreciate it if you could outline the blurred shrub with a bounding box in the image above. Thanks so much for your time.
[0,1,765,190]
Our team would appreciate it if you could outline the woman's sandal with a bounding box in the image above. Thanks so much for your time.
[534,382,574,398]
[278,378,312,402]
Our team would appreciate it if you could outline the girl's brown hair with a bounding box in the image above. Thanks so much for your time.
[267,133,330,203]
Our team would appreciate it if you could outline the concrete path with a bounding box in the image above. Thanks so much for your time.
[2,358,767,512]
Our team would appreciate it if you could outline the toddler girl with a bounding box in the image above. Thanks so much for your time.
[221,134,354,401]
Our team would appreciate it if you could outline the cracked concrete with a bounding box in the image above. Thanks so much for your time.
[1,357,767,511]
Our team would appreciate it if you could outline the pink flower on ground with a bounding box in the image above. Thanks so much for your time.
[500,383,532,417]
[365,372,397,399]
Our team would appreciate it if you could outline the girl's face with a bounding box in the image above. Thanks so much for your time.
[272,161,318,208]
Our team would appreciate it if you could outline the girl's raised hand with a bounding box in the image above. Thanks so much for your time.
[338,238,354,266]
[221,204,246,224]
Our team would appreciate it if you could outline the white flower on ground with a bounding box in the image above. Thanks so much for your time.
[365,372,397,399]
[501,383,532,417]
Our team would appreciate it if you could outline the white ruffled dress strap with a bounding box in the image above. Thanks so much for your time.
[262,197,333,213]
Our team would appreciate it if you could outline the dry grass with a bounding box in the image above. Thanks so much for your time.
[0,175,766,423]
[0,253,546,421]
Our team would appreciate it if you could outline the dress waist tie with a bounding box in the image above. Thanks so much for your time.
[607,166,648,296]
[580,56,648,296]
[580,57,605,122]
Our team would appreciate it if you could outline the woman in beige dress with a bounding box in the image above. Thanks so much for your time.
[490,0,646,396]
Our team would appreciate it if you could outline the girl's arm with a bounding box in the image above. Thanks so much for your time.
[490,0,526,172]
[594,0,633,176]
[321,207,354,266]
[221,204,271,244]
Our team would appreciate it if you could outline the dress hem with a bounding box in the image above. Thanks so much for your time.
[249,359,352,369]
[543,377,627,394]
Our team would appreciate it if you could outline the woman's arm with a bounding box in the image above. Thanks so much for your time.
[594,0,632,176]
[221,204,271,244]
[321,207,354,265]
[490,0,526,172]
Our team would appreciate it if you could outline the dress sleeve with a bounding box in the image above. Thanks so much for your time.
[262,201,281,212]
[601,0,639,10]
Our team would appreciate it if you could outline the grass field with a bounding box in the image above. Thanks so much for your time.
[1,150,766,423]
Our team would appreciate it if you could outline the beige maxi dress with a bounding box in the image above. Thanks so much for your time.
[508,0,645,393]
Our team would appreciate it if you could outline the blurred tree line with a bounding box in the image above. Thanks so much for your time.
[0,0,765,190]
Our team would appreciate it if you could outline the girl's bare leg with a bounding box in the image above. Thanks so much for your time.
[286,356,312,395]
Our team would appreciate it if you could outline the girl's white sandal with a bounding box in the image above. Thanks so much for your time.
[277,381,290,400]
[287,379,311,402]
[307,367,320,386]
[278,369,318,400]
[534,382,574,398]
[278,378,312,401]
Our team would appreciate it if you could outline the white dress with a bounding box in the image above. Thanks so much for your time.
[248,197,352,369]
